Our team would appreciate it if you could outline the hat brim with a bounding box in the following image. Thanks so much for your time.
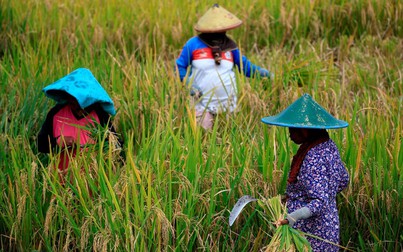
[261,116,349,129]
[194,22,242,33]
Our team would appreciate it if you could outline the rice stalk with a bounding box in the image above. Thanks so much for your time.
[258,195,311,252]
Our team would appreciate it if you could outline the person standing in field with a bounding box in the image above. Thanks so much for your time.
[37,68,122,183]
[176,4,273,130]
[261,94,350,251]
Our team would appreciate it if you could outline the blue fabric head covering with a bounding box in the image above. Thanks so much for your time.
[43,68,116,115]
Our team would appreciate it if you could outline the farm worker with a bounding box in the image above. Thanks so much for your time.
[37,68,122,182]
[176,3,273,130]
[261,94,349,251]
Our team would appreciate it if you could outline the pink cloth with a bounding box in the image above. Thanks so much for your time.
[52,105,99,174]
[53,105,99,146]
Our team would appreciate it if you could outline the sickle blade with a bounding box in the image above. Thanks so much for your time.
[229,195,257,226]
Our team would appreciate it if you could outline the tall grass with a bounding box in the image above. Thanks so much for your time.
[1,0,402,251]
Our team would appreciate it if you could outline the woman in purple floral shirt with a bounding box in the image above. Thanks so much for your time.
[261,94,350,251]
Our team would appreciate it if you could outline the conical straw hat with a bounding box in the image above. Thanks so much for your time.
[194,4,242,33]
[261,94,348,129]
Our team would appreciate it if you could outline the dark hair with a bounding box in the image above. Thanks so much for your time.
[46,90,74,99]
[306,128,329,140]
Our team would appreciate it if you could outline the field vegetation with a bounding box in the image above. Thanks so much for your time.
[1,0,402,251]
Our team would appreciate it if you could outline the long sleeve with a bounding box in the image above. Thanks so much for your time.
[286,206,313,226]
[175,42,193,82]
[298,152,331,216]
[232,49,271,78]
[296,141,348,216]
[337,162,349,193]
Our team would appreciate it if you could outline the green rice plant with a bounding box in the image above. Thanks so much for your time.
[0,0,402,251]
[257,195,311,252]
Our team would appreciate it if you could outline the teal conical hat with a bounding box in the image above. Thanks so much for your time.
[43,68,116,115]
[261,94,348,129]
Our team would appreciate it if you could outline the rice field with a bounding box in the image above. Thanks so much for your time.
[0,0,402,251]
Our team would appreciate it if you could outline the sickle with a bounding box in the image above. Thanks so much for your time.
[229,195,257,226]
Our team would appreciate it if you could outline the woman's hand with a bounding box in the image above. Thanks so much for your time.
[274,219,289,227]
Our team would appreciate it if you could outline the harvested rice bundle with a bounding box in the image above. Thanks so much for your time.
[258,195,312,252]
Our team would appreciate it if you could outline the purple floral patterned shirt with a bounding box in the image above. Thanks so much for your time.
[286,139,349,252]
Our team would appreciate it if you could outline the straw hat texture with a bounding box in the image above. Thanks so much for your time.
[194,4,242,33]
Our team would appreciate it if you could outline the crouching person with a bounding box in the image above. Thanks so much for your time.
[37,68,122,185]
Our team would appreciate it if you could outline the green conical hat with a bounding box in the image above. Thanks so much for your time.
[261,94,348,129]
[194,4,242,33]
